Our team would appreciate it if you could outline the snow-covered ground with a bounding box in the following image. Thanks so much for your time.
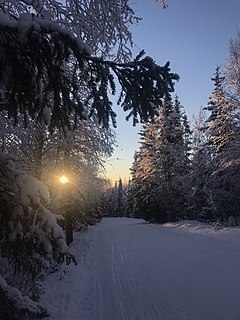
[41,218,240,320]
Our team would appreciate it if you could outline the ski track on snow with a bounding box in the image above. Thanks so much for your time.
[41,218,240,320]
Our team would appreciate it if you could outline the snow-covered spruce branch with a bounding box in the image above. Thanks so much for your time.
[0,12,178,131]
[0,0,140,62]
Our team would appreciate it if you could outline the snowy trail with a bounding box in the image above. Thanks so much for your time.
[42,218,240,320]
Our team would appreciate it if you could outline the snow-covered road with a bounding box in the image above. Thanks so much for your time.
[42,218,240,320]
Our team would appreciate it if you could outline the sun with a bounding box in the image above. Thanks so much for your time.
[59,175,69,184]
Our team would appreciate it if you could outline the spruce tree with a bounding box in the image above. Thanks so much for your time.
[205,66,235,156]
[129,94,191,222]
[186,107,211,220]
[203,67,240,223]
[117,178,123,216]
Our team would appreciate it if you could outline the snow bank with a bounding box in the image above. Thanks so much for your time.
[162,219,240,236]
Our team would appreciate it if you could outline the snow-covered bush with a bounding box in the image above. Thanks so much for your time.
[0,152,75,318]
[0,275,48,320]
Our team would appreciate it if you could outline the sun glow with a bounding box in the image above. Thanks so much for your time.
[59,175,69,184]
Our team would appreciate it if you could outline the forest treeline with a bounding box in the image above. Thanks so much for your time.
[103,38,240,226]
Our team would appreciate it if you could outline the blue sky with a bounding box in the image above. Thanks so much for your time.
[105,0,240,183]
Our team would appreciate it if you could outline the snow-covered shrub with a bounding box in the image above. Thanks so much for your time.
[0,152,75,317]
[0,275,48,320]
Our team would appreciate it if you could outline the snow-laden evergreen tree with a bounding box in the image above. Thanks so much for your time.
[153,94,191,221]
[185,107,212,220]
[125,178,133,217]
[191,107,209,154]
[117,178,124,216]
[190,66,240,224]
[117,178,128,217]
[224,29,240,106]
[172,95,192,173]
[101,178,128,217]
[204,67,235,156]
[129,94,191,222]
[129,120,160,220]
[127,151,143,218]
[205,66,240,223]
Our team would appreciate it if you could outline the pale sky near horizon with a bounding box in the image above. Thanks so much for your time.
[105,0,240,184]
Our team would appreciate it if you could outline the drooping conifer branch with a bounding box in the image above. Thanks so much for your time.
[0,13,179,131]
